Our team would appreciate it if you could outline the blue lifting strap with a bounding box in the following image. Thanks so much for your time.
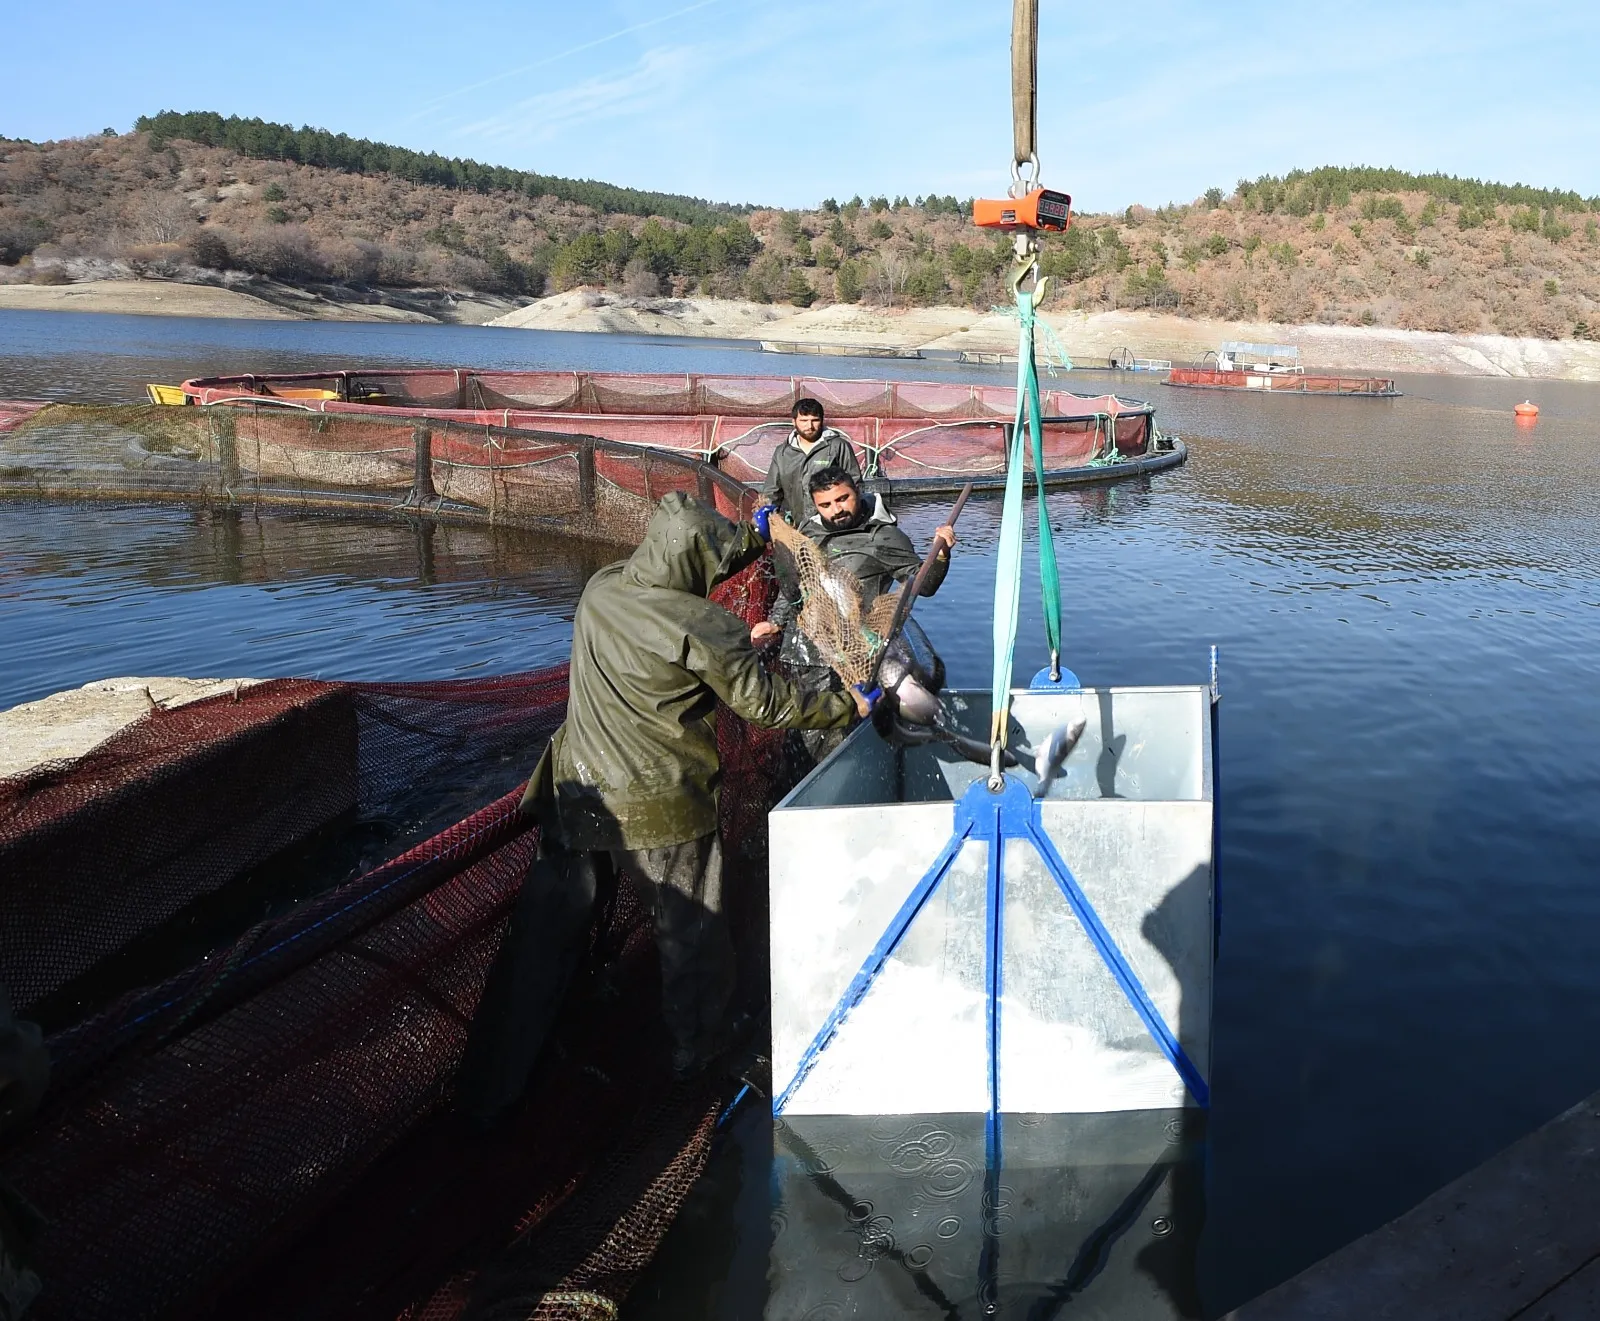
[992,268,1069,751]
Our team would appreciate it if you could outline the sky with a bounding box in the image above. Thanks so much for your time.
[3,1,1598,213]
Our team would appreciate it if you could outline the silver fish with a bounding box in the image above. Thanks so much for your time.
[876,648,944,725]
[888,670,944,725]
[1033,717,1088,798]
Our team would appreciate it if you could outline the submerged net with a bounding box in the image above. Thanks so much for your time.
[767,518,900,688]
[0,404,756,547]
[0,445,804,1317]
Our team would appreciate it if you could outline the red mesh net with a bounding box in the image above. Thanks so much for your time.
[0,400,49,433]
[1168,367,1396,394]
[0,405,761,547]
[0,549,794,1320]
[167,372,1156,487]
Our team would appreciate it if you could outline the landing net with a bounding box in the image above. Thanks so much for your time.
[768,517,900,688]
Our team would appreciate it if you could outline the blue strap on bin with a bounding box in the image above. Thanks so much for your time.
[773,775,1209,1117]
[771,822,972,1116]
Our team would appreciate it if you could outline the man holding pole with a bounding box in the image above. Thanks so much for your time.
[459,493,877,1124]
[751,465,957,655]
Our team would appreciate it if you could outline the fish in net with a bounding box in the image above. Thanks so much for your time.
[767,517,900,689]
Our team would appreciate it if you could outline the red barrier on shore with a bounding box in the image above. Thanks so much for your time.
[0,399,50,432]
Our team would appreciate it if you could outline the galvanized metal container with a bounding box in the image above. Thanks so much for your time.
[769,686,1214,1118]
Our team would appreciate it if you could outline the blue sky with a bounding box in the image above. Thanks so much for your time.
[4,1,1597,212]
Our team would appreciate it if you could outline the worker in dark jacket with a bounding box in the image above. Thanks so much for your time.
[754,465,956,766]
[801,464,956,602]
[758,397,863,525]
[460,493,875,1122]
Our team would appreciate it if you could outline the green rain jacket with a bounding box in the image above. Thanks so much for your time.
[524,493,858,851]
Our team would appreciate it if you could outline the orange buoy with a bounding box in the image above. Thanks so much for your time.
[1514,400,1540,419]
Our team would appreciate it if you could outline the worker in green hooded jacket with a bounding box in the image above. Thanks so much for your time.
[459,493,876,1123]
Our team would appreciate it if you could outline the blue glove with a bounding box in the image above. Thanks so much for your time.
[752,503,777,542]
[850,683,883,717]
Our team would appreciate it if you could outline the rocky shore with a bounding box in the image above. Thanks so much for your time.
[490,290,1600,381]
[0,277,522,325]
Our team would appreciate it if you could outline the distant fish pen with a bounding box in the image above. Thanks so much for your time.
[1167,343,1399,396]
[166,367,1186,494]
[757,340,926,360]
[1166,367,1399,396]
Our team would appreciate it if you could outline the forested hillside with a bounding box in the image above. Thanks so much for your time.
[2,119,1597,339]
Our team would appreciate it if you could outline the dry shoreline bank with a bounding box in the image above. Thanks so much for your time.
[0,278,521,325]
[3,280,1598,382]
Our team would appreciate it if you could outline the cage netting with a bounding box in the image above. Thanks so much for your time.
[165,371,1155,490]
[0,417,810,1320]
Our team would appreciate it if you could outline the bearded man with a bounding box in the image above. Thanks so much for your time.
[801,464,956,602]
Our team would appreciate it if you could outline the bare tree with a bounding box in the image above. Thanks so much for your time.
[128,193,196,244]
[867,252,909,306]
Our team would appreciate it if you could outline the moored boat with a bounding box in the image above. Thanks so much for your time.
[1165,341,1398,397]
[168,367,1185,493]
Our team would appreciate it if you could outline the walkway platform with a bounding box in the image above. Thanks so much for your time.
[1228,1090,1600,1320]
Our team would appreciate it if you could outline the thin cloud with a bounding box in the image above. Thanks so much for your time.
[404,0,726,123]
[457,44,703,147]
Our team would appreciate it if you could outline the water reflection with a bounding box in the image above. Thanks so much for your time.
[629,1110,1205,1320]
[0,501,613,709]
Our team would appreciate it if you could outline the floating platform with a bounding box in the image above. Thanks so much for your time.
[0,400,764,546]
[1109,348,1175,372]
[1229,1089,1600,1320]
[168,368,1179,494]
[758,340,924,359]
[1166,367,1399,396]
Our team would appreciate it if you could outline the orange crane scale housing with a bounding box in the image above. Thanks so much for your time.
[972,187,1072,232]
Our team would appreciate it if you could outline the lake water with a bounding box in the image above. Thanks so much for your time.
[4,308,1600,1314]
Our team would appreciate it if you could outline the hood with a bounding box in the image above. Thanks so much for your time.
[623,492,749,596]
[807,491,895,537]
